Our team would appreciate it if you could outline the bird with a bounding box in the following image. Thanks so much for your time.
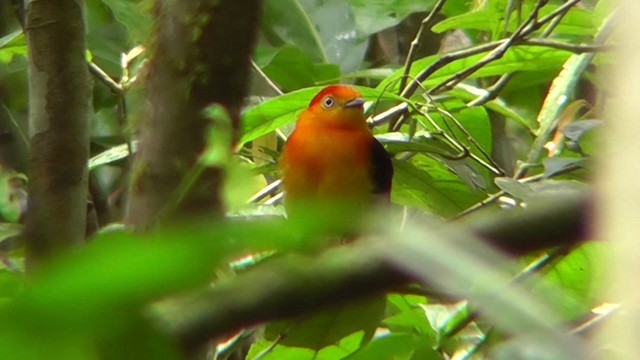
[279,85,393,234]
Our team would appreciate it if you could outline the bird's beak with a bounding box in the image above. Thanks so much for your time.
[344,98,365,109]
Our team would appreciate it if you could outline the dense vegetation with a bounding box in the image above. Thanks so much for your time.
[0,0,614,359]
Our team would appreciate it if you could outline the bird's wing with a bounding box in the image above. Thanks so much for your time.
[369,137,393,200]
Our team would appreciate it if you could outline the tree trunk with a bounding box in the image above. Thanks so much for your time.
[126,0,262,229]
[23,0,91,270]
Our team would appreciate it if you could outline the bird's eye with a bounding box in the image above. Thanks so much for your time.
[322,96,335,109]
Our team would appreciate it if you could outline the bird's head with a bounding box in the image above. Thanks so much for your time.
[301,85,367,129]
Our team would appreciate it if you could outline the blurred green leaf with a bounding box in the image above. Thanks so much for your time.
[0,270,23,303]
[254,45,340,91]
[347,0,436,35]
[0,31,27,64]
[100,0,152,43]
[543,157,586,178]
[495,178,588,203]
[263,0,368,72]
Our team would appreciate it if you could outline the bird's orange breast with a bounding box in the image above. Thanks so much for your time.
[280,123,373,204]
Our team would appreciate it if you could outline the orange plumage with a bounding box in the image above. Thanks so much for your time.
[280,85,393,225]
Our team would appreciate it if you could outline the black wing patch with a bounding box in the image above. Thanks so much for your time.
[370,138,393,198]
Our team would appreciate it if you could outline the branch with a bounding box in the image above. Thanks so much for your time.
[23,0,91,268]
[154,192,591,354]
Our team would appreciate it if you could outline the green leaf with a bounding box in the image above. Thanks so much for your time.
[432,5,595,37]
[432,9,504,34]
[379,46,573,93]
[240,86,407,146]
[248,332,364,360]
[254,45,340,91]
[391,155,485,217]
[202,104,233,166]
[263,0,368,72]
[100,0,152,43]
[543,157,586,178]
[0,31,27,64]
[535,53,595,137]
[347,0,436,35]
[449,84,531,129]
[344,333,417,360]
[265,297,385,350]
[495,178,588,203]
[536,243,606,320]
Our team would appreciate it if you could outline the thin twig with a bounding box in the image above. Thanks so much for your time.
[400,0,582,100]
[522,38,613,53]
[251,60,283,96]
[570,303,620,336]
[428,0,550,95]
[451,159,584,219]
[433,105,506,175]
[467,4,595,106]
[466,73,515,106]
[248,179,281,203]
[88,62,123,95]
[398,0,448,94]
[0,102,29,150]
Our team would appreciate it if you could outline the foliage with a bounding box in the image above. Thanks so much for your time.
[0,0,612,359]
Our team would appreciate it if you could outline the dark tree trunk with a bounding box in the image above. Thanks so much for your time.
[23,0,91,270]
[126,0,263,229]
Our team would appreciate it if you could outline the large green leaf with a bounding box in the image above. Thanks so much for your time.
[379,46,573,93]
[263,0,368,72]
[536,243,606,320]
[449,84,530,129]
[240,86,407,146]
[247,331,364,360]
[264,296,385,350]
[344,333,440,360]
[99,0,152,43]
[347,0,436,35]
[391,155,485,217]
[254,45,340,91]
[432,4,595,37]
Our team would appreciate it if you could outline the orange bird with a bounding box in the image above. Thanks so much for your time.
[280,85,393,228]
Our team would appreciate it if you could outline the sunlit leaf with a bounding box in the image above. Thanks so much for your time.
[0,31,27,64]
